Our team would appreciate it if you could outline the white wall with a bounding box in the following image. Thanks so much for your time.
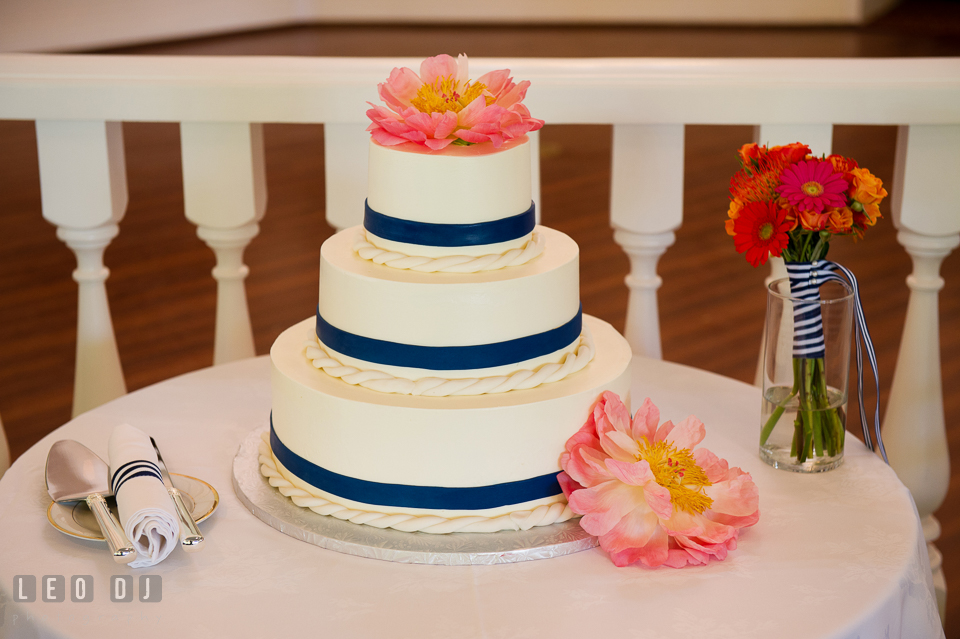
[0,0,900,53]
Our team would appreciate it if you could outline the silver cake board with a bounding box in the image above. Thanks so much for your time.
[233,426,598,566]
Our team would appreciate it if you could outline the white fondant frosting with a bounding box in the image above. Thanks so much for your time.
[367,136,531,225]
[364,137,533,259]
[355,231,545,273]
[319,226,580,349]
[271,315,632,519]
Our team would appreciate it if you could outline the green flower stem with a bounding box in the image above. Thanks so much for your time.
[767,355,845,463]
[759,358,801,446]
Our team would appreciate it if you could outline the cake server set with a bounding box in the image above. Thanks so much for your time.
[150,436,204,552]
[45,437,206,562]
[44,440,137,563]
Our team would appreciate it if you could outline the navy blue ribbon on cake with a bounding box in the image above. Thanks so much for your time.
[269,419,561,510]
[363,200,536,247]
[785,260,887,463]
[316,305,582,370]
[111,459,163,495]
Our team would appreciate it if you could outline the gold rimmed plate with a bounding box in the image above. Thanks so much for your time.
[47,473,219,542]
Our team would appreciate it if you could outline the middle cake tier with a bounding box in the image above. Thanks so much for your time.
[317,225,581,382]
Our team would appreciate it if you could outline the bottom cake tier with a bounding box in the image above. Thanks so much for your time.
[267,315,632,533]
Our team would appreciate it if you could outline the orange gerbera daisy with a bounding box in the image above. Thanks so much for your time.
[733,201,792,267]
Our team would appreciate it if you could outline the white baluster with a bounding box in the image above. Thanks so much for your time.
[59,225,128,416]
[752,124,833,385]
[35,120,128,416]
[885,124,960,621]
[196,224,260,363]
[181,122,266,365]
[324,123,370,232]
[610,124,684,359]
[614,229,675,359]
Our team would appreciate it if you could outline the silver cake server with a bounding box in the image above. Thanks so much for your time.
[45,440,137,563]
[150,437,204,552]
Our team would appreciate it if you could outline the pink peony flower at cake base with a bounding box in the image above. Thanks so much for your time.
[776,159,849,214]
[366,53,544,150]
[558,392,760,568]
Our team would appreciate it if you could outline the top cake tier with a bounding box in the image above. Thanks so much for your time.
[362,136,535,261]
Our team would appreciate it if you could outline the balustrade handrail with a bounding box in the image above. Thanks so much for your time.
[1,54,959,124]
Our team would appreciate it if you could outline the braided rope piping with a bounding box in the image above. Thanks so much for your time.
[355,232,545,273]
[304,327,594,397]
[258,433,574,534]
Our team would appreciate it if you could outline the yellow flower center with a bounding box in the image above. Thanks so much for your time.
[636,440,713,514]
[758,222,774,240]
[802,181,824,197]
[411,76,488,114]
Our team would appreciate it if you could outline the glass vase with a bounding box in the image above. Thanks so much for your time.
[759,277,854,472]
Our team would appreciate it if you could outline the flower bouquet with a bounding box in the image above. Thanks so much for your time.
[726,142,888,470]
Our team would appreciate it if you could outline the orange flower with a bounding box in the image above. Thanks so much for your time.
[827,154,858,176]
[798,209,830,232]
[849,167,886,227]
[769,142,811,165]
[737,142,811,169]
[737,143,763,167]
[776,197,801,231]
[725,198,744,236]
[825,207,854,234]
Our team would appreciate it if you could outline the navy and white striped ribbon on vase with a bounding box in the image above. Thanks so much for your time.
[784,261,888,463]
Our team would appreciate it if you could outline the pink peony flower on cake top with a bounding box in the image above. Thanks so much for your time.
[558,392,760,568]
[366,54,544,151]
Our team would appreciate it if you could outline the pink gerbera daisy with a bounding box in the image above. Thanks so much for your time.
[776,159,849,214]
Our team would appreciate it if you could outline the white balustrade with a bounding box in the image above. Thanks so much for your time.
[34,119,128,417]
[180,122,267,365]
[610,124,684,359]
[884,124,960,619]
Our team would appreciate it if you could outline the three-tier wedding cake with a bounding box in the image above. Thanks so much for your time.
[262,55,632,534]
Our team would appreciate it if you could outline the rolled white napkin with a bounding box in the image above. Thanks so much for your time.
[108,424,180,568]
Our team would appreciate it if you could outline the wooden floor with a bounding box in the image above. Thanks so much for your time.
[2,0,960,630]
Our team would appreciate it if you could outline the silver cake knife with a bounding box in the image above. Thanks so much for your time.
[150,437,204,552]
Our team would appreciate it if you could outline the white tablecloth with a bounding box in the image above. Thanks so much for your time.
[0,356,943,639]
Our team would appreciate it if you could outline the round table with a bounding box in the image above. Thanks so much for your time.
[0,356,942,639]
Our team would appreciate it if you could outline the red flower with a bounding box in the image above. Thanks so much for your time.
[732,201,791,267]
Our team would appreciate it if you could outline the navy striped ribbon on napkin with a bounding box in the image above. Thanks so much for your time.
[111,459,163,495]
[785,261,888,462]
